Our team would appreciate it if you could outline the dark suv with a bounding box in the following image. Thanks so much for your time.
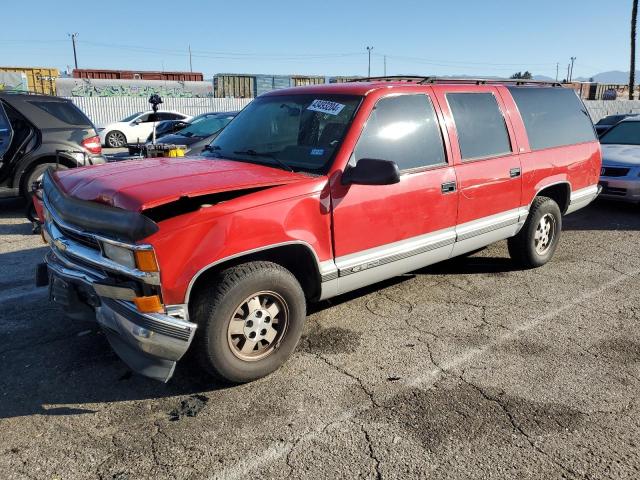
[0,92,105,200]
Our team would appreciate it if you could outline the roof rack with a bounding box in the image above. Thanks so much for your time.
[422,77,563,87]
[348,76,562,87]
[347,76,428,83]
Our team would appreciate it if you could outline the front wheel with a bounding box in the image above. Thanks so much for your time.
[190,261,306,383]
[508,196,562,269]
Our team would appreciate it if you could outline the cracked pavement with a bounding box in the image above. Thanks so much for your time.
[0,197,639,479]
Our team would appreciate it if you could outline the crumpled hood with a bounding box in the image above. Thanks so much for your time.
[54,156,309,211]
[601,144,640,166]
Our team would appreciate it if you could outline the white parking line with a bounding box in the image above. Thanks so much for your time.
[409,268,639,388]
[207,269,639,479]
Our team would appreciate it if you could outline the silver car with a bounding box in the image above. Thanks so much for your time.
[599,117,640,203]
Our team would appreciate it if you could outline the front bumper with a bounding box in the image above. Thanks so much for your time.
[599,175,640,203]
[40,227,197,382]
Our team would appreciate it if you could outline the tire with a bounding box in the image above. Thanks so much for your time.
[105,130,127,148]
[191,261,306,383]
[21,163,67,200]
[508,196,562,268]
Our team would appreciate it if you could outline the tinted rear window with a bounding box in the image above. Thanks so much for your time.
[28,100,93,126]
[447,92,512,160]
[508,87,595,150]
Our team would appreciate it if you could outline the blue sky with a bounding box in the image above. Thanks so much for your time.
[0,0,633,79]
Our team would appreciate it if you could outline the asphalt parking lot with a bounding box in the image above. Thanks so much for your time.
[0,198,639,480]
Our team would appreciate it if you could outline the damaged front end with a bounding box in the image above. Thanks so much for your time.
[36,170,197,382]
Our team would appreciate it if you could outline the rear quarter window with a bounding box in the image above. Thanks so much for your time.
[28,100,93,126]
[507,87,596,150]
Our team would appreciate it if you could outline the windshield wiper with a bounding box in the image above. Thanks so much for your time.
[233,149,294,172]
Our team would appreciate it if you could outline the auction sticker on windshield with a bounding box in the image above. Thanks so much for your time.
[307,99,346,116]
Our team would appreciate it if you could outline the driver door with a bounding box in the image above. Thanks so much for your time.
[330,92,458,295]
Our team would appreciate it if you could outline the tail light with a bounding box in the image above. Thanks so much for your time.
[82,135,102,155]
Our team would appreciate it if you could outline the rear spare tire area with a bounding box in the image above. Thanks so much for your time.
[190,261,306,383]
[508,196,562,269]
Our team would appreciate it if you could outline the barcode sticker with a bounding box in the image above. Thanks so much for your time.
[307,99,346,116]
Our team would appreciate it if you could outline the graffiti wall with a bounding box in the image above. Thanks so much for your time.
[0,72,28,92]
[56,78,214,98]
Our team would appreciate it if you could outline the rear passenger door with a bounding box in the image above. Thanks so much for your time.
[331,92,458,295]
[434,87,523,256]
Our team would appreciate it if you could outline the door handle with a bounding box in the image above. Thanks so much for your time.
[510,167,521,178]
[441,181,457,194]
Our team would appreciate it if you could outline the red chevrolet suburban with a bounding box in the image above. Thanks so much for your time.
[35,78,601,382]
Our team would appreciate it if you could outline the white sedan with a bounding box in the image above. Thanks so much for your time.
[98,111,191,148]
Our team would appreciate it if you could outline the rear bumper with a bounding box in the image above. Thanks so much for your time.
[43,250,197,382]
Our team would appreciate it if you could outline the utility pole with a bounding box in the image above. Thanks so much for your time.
[556,63,559,81]
[366,46,374,78]
[189,45,193,73]
[569,56,576,82]
[384,55,387,76]
[68,33,79,70]
[631,0,638,100]
[566,63,571,83]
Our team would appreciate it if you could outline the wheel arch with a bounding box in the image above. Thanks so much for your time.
[531,181,572,214]
[185,242,324,305]
[15,154,76,195]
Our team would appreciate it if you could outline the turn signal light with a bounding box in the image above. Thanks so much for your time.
[133,295,164,313]
[135,250,159,272]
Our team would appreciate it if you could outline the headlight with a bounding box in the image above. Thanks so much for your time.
[102,242,136,269]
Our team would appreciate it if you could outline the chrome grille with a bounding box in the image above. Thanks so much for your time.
[56,223,101,250]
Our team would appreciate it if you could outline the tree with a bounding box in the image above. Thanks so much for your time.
[631,0,638,100]
[510,71,533,80]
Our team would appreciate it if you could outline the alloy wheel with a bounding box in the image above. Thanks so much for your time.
[227,291,289,361]
[534,213,556,255]
[108,132,126,148]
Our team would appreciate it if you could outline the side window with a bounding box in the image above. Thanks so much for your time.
[136,113,150,123]
[28,100,92,126]
[0,103,13,159]
[353,94,446,171]
[507,87,596,150]
[447,93,512,160]
[158,112,181,121]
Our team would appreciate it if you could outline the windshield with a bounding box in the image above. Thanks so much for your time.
[204,94,361,173]
[122,112,142,122]
[176,115,234,138]
[600,121,640,145]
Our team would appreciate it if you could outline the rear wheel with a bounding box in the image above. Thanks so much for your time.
[105,130,127,148]
[21,163,67,200]
[508,196,562,268]
[191,261,306,383]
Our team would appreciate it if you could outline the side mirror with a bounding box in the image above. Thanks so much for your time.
[341,158,400,186]
[132,119,142,125]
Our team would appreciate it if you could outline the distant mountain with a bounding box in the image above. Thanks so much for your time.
[586,71,637,83]
[532,75,557,81]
